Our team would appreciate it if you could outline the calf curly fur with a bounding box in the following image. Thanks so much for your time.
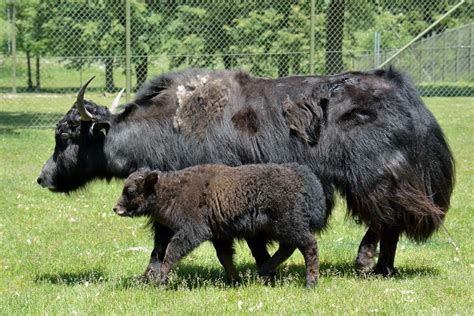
[114,164,326,287]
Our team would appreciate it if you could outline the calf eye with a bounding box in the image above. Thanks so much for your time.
[127,187,136,196]
[60,132,69,140]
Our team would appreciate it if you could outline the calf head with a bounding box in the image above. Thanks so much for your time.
[114,170,159,217]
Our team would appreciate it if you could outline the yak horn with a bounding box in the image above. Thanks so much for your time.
[76,76,95,121]
[110,88,125,114]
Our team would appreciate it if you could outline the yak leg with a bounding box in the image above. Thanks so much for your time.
[373,226,400,277]
[245,235,271,269]
[213,239,240,284]
[143,223,174,280]
[298,234,320,289]
[259,244,296,280]
[159,229,206,285]
[355,227,380,273]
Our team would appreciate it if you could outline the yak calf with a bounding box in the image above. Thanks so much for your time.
[113,163,327,288]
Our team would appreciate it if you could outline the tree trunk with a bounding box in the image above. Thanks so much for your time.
[26,50,33,91]
[325,0,345,75]
[35,53,41,91]
[105,57,115,92]
[135,55,148,91]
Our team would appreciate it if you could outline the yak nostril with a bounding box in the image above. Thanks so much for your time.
[113,207,117,213]
[37,177,42,185]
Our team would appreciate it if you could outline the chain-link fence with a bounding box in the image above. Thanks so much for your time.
[0,0,473,128]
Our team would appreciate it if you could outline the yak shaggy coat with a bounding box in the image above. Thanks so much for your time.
[114,163,327,288]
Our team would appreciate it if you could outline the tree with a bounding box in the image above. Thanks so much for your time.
[1,0,49,91]
[17,2,49,90]
[225,1,319,77]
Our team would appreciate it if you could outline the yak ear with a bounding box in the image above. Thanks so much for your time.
[90,121,111,139]
[144,171,159,190]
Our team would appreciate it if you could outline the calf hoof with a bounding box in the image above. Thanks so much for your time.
[142,266,160,282]
[258,270,277,285]
[227,276,241,286]
[226,275,242,286]
[373,264,396,277]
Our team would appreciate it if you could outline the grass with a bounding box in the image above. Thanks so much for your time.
[0,95,473,314]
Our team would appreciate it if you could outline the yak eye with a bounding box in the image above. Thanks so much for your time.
[127,187,136,196]
[60,132,69,140]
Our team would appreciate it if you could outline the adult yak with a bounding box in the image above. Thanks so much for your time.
[37,67,454,277]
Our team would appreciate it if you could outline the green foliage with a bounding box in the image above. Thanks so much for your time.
[0,0,472,91]
[225,1,322,76]
[353,12,428,54]
[161,5,209,68]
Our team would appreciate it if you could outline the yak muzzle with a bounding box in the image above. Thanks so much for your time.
[37,156,58,191]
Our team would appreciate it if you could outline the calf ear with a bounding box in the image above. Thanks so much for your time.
[144,171,158,190]
[90,121,111,139]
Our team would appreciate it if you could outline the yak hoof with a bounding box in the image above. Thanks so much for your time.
[159,276,169,287]
[305,279,318,289]
[373,264,396,277]
[355,251,376,274]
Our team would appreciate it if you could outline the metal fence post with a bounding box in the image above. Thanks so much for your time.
[10,0,17,94]
[125,0,132,102]
[310,0,315,74]
[469,24,473,75]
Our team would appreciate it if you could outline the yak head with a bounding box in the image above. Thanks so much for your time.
[113,169,159,217]
[37,77,125,192]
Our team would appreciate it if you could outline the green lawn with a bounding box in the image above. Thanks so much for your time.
[0,96,473,314]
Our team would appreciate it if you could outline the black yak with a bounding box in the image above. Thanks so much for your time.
[37,67,454,277]
[113,164,326,287]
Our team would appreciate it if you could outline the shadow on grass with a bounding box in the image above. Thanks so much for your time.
[290,261,440,280]
[35,269,107,286]
[0,111,63,131]
[113,260,440,290]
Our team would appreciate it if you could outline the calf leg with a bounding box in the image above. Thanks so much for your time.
[298,234,319,288]
[143,223,174,280]
[259,244,296,279]
[355,227,380,273]
[159,229,207,285]
[212,239,240,284]
[373,226,400,277]
[245,235,271,269]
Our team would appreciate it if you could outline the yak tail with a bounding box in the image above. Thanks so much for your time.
[370,66,455,241]
[391,179,446,242]
[350,175,447,243]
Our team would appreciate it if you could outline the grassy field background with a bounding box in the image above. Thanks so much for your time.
[0,95,473,314]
